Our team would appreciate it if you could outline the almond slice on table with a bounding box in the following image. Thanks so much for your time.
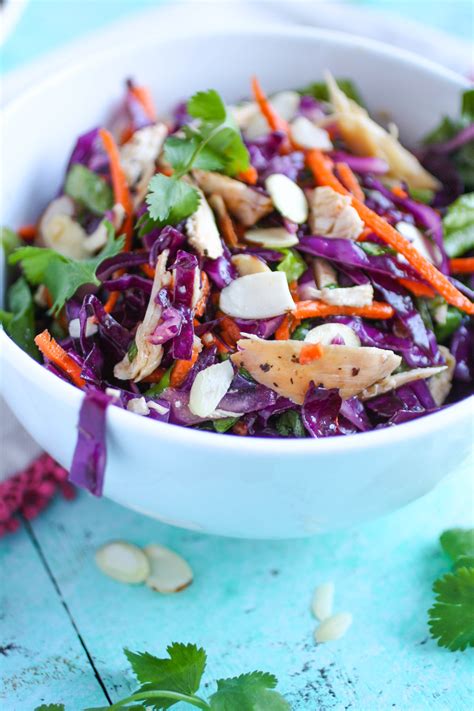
[265,173,309,224]
[304,323,361,348]
[244,226,299,249]
[231,339,401,404]
[290,116,333,150]
[95,541,151,584]
[314,612,353,643]
[220,272,296,319]
[144,544,193,593]
[189,359,235,418]
[311,582,335,621]
[231,254,271,276]
[193,169,273,226]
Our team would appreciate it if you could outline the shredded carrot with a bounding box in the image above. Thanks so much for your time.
[219,315,242,347]
[251,76,290,135]
[357,227,373,242]
[398,278,436,298]
[237,165,258,185]
[195,272,211,318]
[392,185,408,199]
[289,280,299,300]
[449,257,474,274]
[34,330,85,388]
[299,342,324,365]
[275,314,291,340]
[293,300,395,320]
[128,83,157,123]
[214,335,232,354]
[306,149,474,315]
[18,224,37,240]
[140,263,156,279]
[170,348,199,388]
[336,162,365,202]
[142,367,166,383]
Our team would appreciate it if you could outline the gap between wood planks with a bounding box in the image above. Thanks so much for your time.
[24,518,112,706]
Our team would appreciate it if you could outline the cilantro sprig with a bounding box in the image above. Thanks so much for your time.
[9,222,123,314]
[36,642,289,711]
[428,528,474,651]
[141,89,250,232]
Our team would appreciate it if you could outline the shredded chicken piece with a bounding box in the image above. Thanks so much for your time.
[309,186,364,240]
[321,284,374,308]
[231,339,401,404]
[114,251,170,382]
[120,123,167,187]
[428,346,456,406]
[359,364,447,400]
[325,72,439,191]
[192,169,273,226]
[185,188,223,259]
[313,258,338,289]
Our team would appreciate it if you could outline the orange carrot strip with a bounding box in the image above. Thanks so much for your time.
[220,315,242,347]
[275,314,291,340]
[195,272,211,318]
[142,367,166,384]
[237,165,258,185]
[306,149,474,315]
[398,278,436,298]
[299,342,324,365]
[293,300,395,320]
[357,227,373,242]
[214,336,232,355]
[336,162,365,202]
[392,185,408,199]
[129,84,157,122]
[34,329,85,388]
[449,258,474,274]
[170,349,199,388]
[18,224,37,240]
[251,76,290,135]
[140,263,156,279]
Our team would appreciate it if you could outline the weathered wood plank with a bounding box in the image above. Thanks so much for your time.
[0,523,108,710]
[27,460,473,710]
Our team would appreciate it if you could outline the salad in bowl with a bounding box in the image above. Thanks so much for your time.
[2,71,473,497]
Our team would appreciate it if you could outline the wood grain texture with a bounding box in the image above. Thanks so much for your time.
[10,457,470,711]
[0,522,108,710]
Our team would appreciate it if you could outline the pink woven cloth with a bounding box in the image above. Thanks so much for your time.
[0,454,75,536]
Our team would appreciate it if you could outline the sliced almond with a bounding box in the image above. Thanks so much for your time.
[127,397,150,416]
[314,612,353,643]
[231,339,401,404]
[360,364,447,401]
[189,359,235,418]
[320,284,374,308]
[265,173,308,225]
[220,272,295,319]
[290,116,333,151]
[95,541,150,584]
[245,91,300,139]
[144,544,193,593]
[304,323,361,348]
[313,258,338,289]
[186,188,223,259]
[193,169,273,226]
[68,317,98,339]
[231,254,270,276]
[244,227,299,249]
[396,221,435,264]
[311,582,335,621]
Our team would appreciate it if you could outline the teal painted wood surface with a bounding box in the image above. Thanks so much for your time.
[2,462,473,710]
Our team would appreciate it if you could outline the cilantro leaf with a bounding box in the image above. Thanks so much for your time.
[146,174,200,226]
[0,277,39,359]
[276,248,306,283]
[34,705,65,711]
[0,225,21,257]
[461,88,474,123]
[125,643,207,709]
[64,164,113,215]
[428,567,474,651]
[188,89,227,123]
[299,78,364,105]
[275,410,306,438]
[440,528,474,563]
[210,671,290,711]
[442,192,474,257]
[9,222,124,314]
[164,136,199,173]
[213,416,239,433]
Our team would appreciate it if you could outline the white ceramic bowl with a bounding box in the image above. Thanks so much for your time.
[1,27,472,538]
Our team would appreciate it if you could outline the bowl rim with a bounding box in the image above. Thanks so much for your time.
[1,25,472,456]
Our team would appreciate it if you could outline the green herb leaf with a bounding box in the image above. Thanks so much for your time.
[146,174,200,226]
[203,126,250,175]
[146,365,173,397]
[433,306,463,342]
[213,416,239,433]
[9,222,123,314]
[35,705,65,711]
[164,136,200,173]
[0,226,21,257]
[188,89,227,123]
[65,164,113,215]
[461,88,474,123]
[440,528,474,564]
[128,340,138,362]
[428,567,474,651]
[291,319,314,341]
[125,643,207,709]
[275,410,306,438]
[210,671,290,711]
[359,241,396,256]
[276,249,306,283]
[0,277,39,359]
[409,188,435,205]
[443,192,474,257]
[299,78,364,106]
